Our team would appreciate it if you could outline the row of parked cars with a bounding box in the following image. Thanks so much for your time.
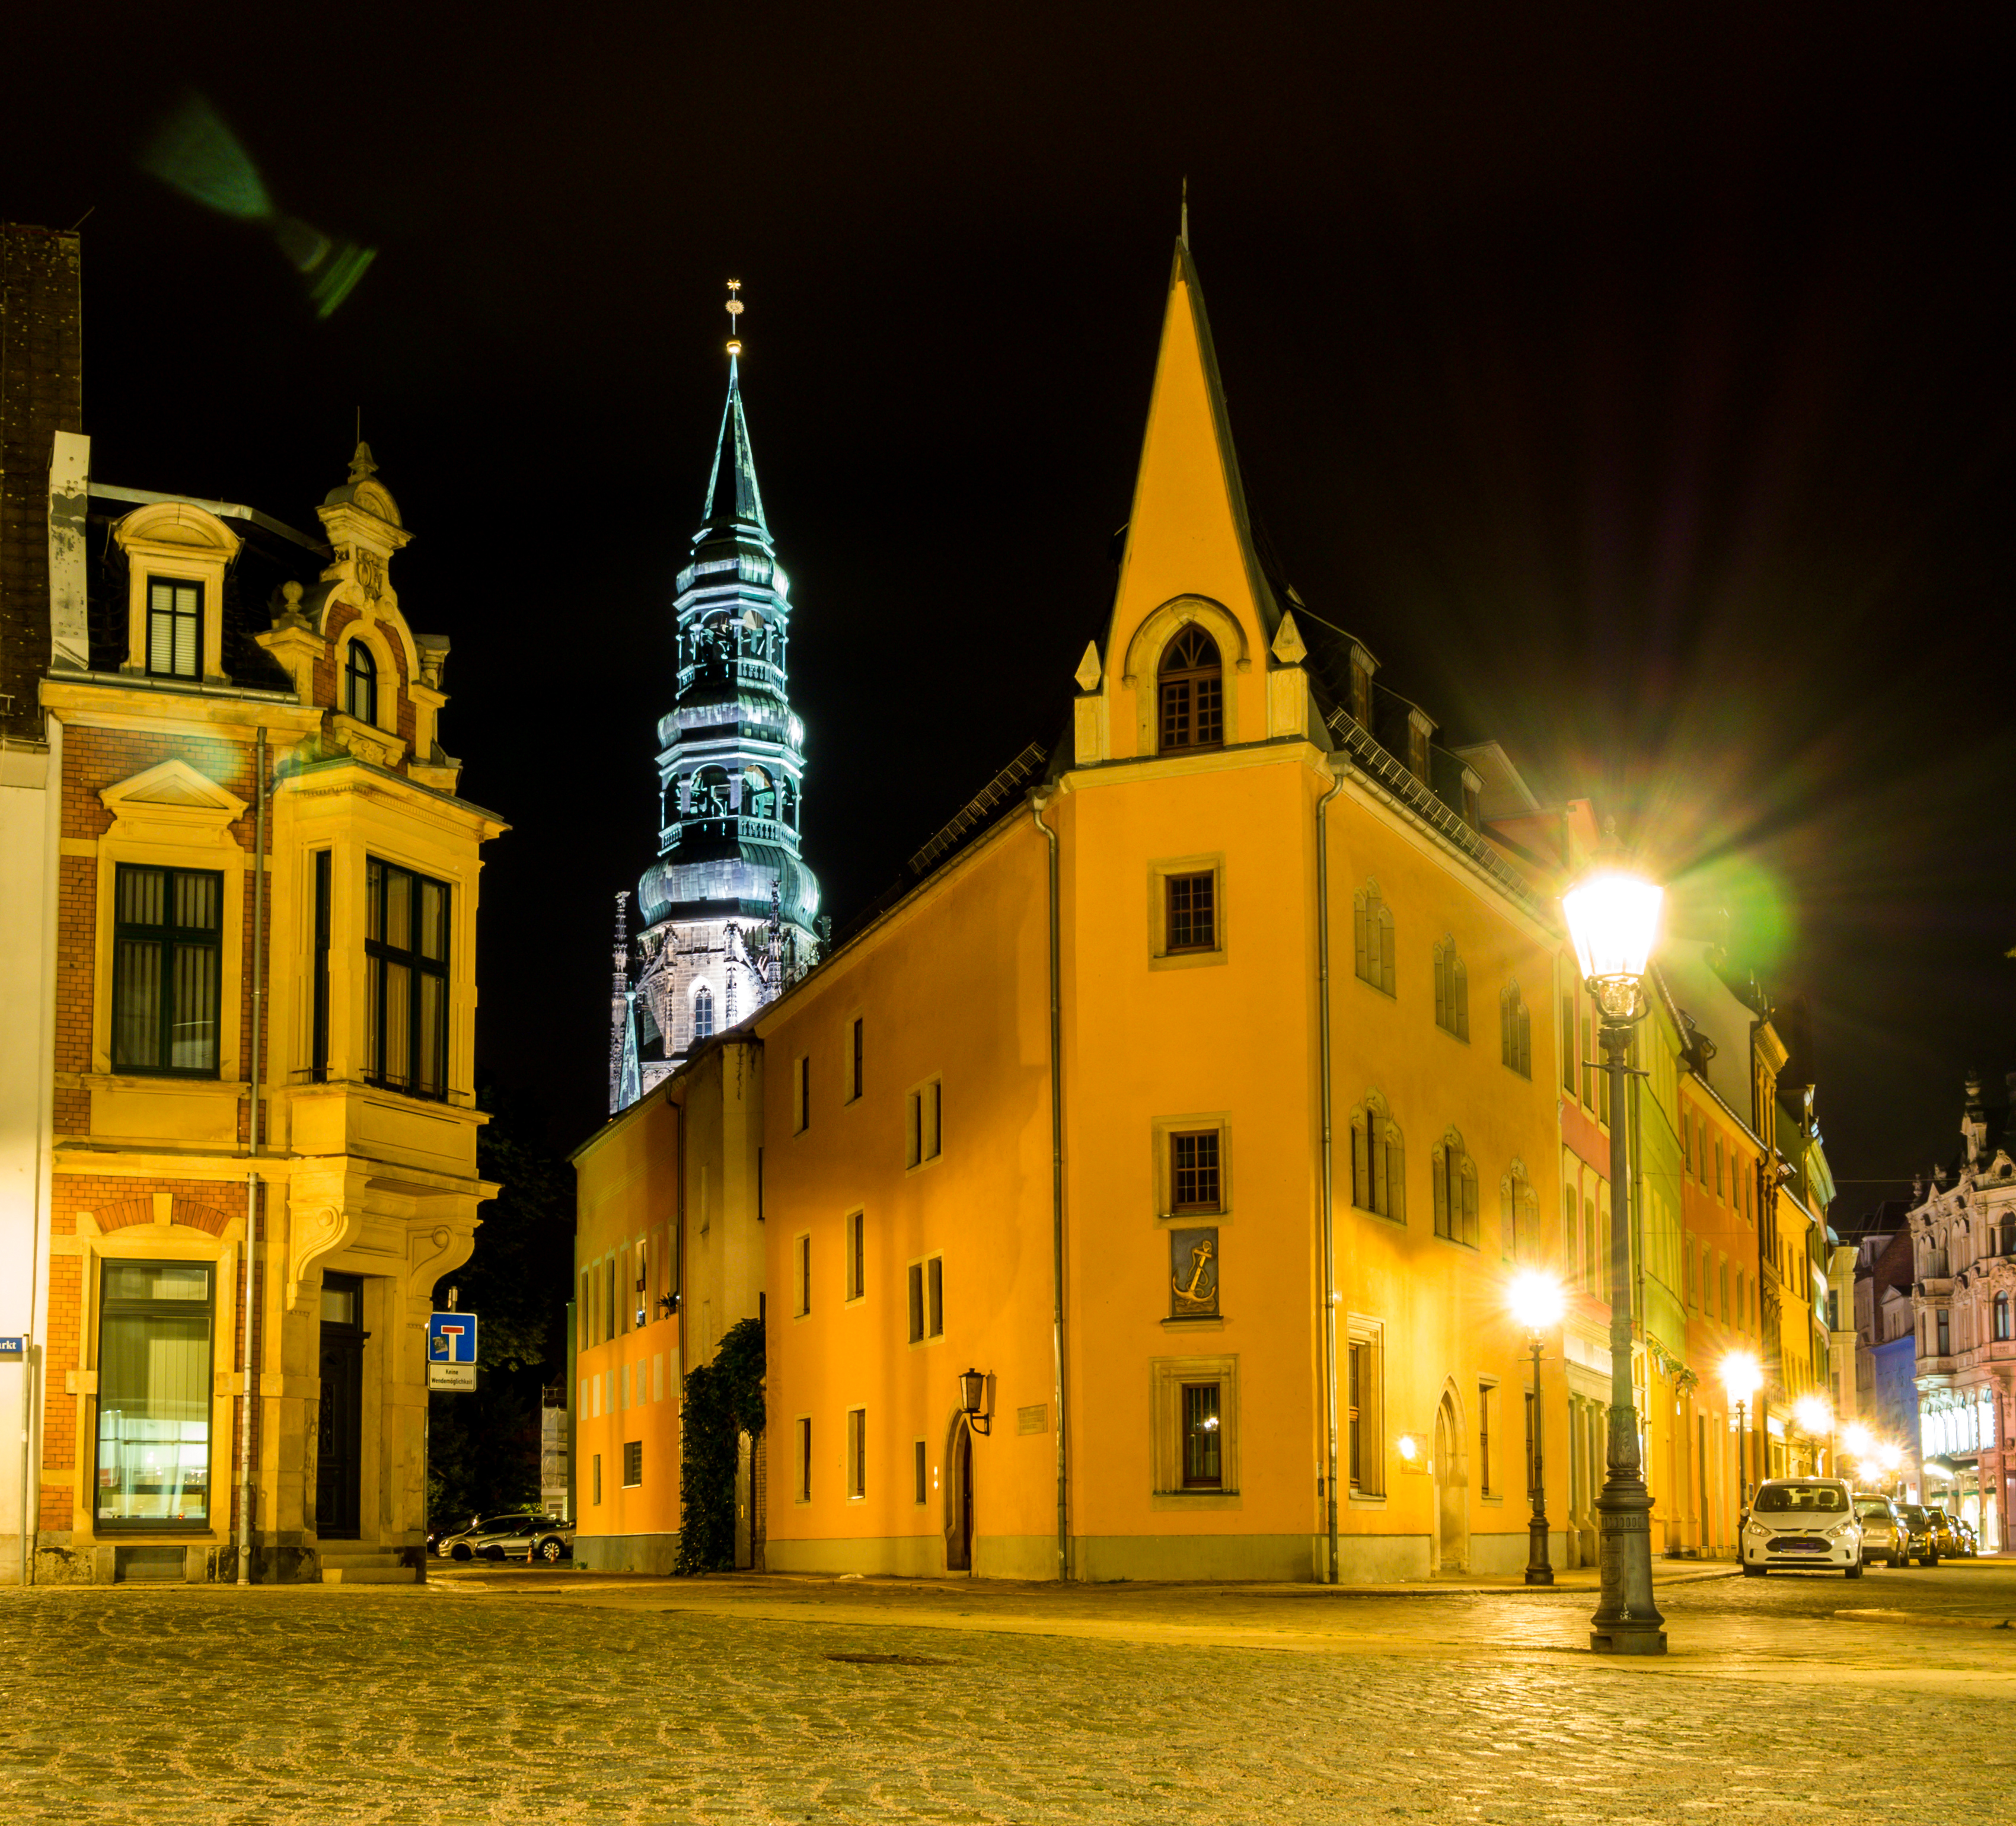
[426,1511,576,1563]
[1741,1477,1982,1575]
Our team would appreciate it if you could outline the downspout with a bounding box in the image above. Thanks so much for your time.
[238,727,266,1585]
[1032,787,1068,1582]
[1315,759,1347,1584]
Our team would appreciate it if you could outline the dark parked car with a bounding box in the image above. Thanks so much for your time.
[1954,1517,1981,1557]
[1925,1508,1966,1559]
[1893,1502,1940,1566]
[1852,1494,1906,1569]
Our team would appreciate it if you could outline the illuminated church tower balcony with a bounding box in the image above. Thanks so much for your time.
[614,287,822,1111]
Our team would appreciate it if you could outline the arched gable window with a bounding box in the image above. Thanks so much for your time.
[345,639,378,726]
[1157,625,1223,752]
[1432,936,1468,1040]
[1432,1128,1479,1247]
[1500,981,1531,1077]
[1350,1091,1404,1222]
[692,984,715,1045]
[1501,1160,1537,1263]
[1353,881,1395,996]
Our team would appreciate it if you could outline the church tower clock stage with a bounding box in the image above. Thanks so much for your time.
[611,286,822,1112]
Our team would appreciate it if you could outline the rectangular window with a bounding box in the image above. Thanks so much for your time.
[907,1255,945,1343]
[1165,871,1216,952]
[1561,994,1577,1093]
[1715,1137,1725,1201]
[795,1417,812,1502]
[1684,1231,1696,1308]
[796,1054,811,1132]
[1719,1258,1730,1324]
[914,1439,929,1505]
[592,1454,603,1505]
[145,577,202,678]
[310,850,332,1081]
[906,1080,943,1167]
[623,1439,643,1487]
[793,1234,811,1317]
[1181,1382,1223,1488]
[1478,1384,1493,1496]
[849,1016,863,1102]
[95,1259,213,1528]
[1170,1129,1221,1214]
[364,858,450,1098]
[847,1407,866,1500]
[846,1211,865,1303]
[1348,1343,1364,1490]
[1937,1310,1951,1357]
[111,864,222,1076]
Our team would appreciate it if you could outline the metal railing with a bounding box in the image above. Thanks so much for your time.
[1325,711,1547,920]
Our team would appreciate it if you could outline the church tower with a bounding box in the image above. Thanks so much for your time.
[614,288,821,1110]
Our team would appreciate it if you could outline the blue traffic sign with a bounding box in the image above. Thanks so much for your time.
[428,1312,478,1364]
[0,1337,23,1362]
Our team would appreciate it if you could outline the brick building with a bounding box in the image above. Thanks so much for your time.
[6,226,506,1582]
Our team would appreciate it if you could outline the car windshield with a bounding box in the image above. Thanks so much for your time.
[1753,1485,1846,1515]
[1854,1501,1891,1519]
[1897,1505,1926,1523]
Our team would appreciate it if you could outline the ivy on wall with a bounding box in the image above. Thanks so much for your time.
[677,1316,766,1572]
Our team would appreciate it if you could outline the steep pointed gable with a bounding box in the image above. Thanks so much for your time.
[1099,242,1281,759]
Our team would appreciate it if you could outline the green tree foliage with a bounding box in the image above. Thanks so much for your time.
[426,1084,576,1525]
[677,1316,765,1573]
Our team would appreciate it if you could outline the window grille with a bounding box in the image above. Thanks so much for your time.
[364,858,450,1098]
[1499,982,1530,1077]
[1157,625,1223,751]
[1350,1094,1403,1222]
[693,984,714,1043]
[1170,1131,1221,1213]
[1181,1382,1223,1487]
[1165,871,1216,952]
[1431,1129,1479,1247]
[1353,882,1395,995]
[1432,937,1469,1040]
[622,1440,643,1487]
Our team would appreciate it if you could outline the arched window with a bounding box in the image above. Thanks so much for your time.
[1432,936,1468,1040]
[345,639,377,726]
[690,765,731,816]
[1996,1294,2011,1343]
[1353,881,1395,995]
[1501,1160,1536,1263]
[691,984,714,1045]
[1432,1129,1479,1247]
[1350,1091,1404,1222]
[1500,981,1531,1077]
[742,767,777,821]
[1157,625,1223,752]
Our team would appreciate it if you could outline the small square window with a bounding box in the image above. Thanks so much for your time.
[1170,1130,1220,1213]
[623,1440,643,1487]
[1165,872,1216,952]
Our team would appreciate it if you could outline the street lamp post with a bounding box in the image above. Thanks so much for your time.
[1721,1352,1762,1512]
[1793,1394,1834,1479]
[1509,1271,1564,1586]
[1562,862,1668,1655]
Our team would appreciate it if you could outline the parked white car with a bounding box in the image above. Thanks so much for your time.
[1741,1477,1862,1577]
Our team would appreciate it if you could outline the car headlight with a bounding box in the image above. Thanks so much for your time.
[1744,1519,1769,1537]
[1825,1521,1856,1540]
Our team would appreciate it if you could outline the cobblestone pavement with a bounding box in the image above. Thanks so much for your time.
[5,1561,2015,1825]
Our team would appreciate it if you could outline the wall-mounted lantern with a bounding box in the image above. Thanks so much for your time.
[958,1367,993,1436]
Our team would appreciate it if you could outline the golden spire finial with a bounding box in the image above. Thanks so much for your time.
[725,279,744,357]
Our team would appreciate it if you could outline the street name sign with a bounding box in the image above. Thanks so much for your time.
[0,1337,23,1362]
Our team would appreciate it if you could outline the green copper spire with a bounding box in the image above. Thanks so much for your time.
[703,287,765,529]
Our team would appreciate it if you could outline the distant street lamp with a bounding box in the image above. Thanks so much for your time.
[1562,860,1667,1656]
[1508,1270,1564,1587]
[1841,1422,1874,1465]
[1721,1352,1763,1510]
[1792,1394,1835,1476]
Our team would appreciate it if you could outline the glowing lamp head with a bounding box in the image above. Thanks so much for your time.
[958,1367,987,1418]
[1508,1269,1565,1335]
[1396,1434,1421,1464]
[1720,1351,1763,1404]
[1841,1423,1875,1460]
[1562,866,1663,1019]
[1792,1394,1833,1438]
[1876,1443,1903,1472]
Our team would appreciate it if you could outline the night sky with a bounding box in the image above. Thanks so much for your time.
[6,4,2009,1212]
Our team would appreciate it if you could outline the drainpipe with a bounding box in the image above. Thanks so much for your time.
[1315,759,1347,1584]
[238,728,267,1585]
[1031,788,1069,1582]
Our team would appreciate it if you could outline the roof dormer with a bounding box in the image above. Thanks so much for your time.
[112,500,242,685]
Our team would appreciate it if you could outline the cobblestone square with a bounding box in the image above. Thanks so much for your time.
[5,1563,2014,1824]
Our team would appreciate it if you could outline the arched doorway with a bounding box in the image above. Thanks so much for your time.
[943,1419,975,1572]
[1433,1389,1469,1573]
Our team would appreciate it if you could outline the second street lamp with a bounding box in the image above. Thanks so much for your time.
[1562,859,1667,1655]
[1721,1351,1763,1512]
[1508,1270,1564,1586]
